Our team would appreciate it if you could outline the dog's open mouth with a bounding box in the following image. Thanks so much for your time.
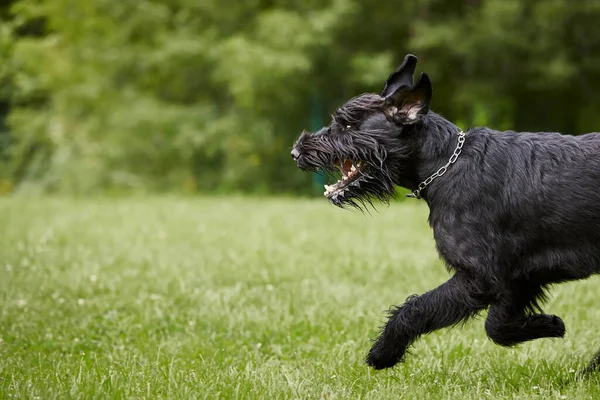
[324,159,366,198]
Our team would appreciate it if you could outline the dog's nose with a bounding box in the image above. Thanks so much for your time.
[290,148,300,161]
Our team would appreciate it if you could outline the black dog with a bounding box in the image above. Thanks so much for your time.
[291,54,600,373]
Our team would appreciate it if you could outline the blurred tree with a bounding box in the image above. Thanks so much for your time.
[0,1,16,190]
[1,0,600,194]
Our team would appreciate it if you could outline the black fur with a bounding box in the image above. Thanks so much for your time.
[291,54,600,373]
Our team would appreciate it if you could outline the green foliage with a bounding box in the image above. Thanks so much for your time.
[1,197,600,398]
[2,0,600,193]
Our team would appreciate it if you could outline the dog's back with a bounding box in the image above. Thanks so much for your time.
[431,128,600,282]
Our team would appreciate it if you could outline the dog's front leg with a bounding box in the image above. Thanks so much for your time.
[366,273,489,370]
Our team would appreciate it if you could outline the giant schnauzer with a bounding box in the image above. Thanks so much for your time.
[291,54,600,373]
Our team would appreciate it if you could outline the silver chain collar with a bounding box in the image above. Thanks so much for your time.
[406,130,466,199]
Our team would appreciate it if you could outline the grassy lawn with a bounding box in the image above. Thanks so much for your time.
[0,196,599,399]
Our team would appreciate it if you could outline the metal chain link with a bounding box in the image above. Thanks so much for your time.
[407,130,466,199]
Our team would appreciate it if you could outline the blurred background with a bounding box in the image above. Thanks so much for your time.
[1,0,600,197]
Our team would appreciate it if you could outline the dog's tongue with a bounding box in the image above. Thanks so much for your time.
[342,160,353,176]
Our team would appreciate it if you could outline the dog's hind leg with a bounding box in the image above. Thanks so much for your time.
[485,282,565,347]
[366,273,491,370]
[582,350,600,374]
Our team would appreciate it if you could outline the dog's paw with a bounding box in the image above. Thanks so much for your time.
[527,314,566,338]
[365,341,406,370]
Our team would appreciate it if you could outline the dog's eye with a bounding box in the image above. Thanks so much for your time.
[345,125,352,130]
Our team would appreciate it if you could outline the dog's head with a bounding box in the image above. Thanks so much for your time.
[291,54,432,208]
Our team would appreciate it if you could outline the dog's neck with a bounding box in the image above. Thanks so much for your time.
[405,112,462,198]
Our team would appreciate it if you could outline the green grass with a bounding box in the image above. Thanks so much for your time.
[0,196,599,399]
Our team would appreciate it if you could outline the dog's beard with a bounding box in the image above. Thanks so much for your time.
[327,168,397,209]
[307,156,396,210]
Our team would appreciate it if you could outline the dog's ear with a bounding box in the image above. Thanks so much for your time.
[380,54,418,98]
[384,72,432,124]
